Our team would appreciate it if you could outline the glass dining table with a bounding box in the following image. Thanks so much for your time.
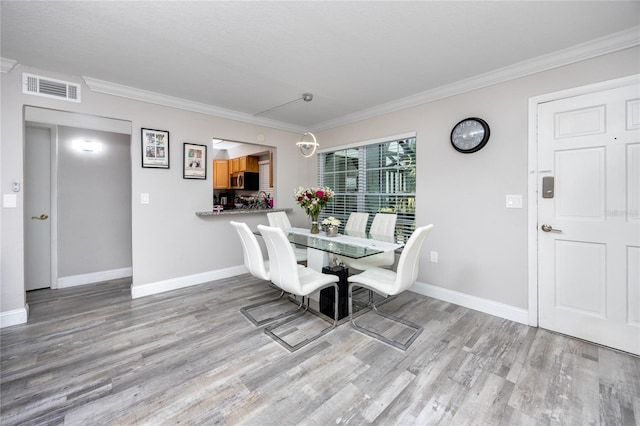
[254,226,404,322]
[277,227,404,322]
[282,227,403,272]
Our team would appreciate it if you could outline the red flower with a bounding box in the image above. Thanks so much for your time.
[316,190,324,198]
[297,196,303,202]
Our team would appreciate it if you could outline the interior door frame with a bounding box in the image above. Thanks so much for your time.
[526,73,640,327]
[23,106,132,292]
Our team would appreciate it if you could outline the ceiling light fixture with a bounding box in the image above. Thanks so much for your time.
[254,92,313,117]
[211,138,224,144]
[254,92,318,157]
[296,132,319,158]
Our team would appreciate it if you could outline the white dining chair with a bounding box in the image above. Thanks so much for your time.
[341,213,397,271]
[231,221,303,326]
[344,212,369,234]
[266,211,292,229]
[347,224,434,351]
[267,211,307,262]
[257,224,340,352]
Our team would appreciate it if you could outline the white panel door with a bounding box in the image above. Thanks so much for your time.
[538,83,640,355]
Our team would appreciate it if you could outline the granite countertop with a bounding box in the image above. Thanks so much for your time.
[196,207,292,217]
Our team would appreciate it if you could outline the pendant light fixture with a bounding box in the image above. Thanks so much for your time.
[296,132,319,158]
[255,92,319,157]
[296,93,317,157]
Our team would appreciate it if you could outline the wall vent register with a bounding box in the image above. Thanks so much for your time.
[22,73,81,102]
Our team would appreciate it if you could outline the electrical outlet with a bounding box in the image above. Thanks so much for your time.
[430,251,438,263]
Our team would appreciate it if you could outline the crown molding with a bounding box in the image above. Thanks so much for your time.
[82,76,307,134]
[1,58,17,73]
[310,26,640,132]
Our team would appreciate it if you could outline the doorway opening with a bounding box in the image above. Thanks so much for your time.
[24,106,133,292]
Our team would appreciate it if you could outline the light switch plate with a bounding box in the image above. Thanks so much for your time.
[141,193,149,204]
[3,194,17,208]
[506,194,522,209]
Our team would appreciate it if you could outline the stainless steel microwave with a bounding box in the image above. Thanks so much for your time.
[229,171,259,190]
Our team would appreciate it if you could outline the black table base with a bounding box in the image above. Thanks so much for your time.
[319,265,350,320]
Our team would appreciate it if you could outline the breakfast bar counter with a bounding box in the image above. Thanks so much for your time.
[195,208,292,217]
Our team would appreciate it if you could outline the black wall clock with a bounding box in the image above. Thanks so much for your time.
[450,117,490,153]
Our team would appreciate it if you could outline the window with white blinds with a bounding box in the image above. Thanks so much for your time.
[318,135,416,242]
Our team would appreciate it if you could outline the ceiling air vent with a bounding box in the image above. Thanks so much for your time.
[22,73,81,102]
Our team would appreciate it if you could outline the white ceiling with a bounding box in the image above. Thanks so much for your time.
[2,1,639,132]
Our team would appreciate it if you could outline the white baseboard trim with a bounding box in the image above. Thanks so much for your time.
[0,305,28,328]
[411,281,529,325]
[58,267,133,288]
[131,265,248,299]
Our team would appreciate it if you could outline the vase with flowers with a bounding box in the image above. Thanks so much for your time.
[322,216,341,237]
[294,186,335,234]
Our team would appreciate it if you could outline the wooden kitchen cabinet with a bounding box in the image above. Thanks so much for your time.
[230,158,240,173]
[243,156,259,172]
[213,160,229,189]
[230,156,259,173]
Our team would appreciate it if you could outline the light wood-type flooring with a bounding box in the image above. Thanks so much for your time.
[1,275,639,425]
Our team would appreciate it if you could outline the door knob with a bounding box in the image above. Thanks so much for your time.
[541,224,562,233]
[31,214,48,220]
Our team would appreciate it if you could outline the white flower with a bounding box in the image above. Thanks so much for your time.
[322,216,341,226]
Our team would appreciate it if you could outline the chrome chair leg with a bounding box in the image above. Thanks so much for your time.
[241,290,304,326]
[264,284,339,352]
[348,283,423,351]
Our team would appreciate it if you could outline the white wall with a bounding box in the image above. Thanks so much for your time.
[315,46,640,315]
[2,46,638,327]
[56,126,132,279]
[1,64,311,322]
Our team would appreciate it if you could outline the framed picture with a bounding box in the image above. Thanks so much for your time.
[141,128,170,168]
[183,143,207,179]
